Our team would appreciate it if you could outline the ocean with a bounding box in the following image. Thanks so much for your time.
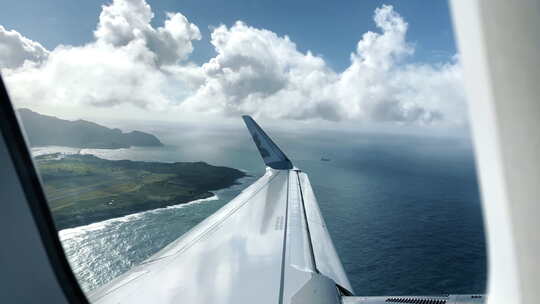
[35,125,487,296]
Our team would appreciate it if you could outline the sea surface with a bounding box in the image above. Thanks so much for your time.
[34,126,487,296]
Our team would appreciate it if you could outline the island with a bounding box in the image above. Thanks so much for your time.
[35,153,246,229]
[18,108,163,149]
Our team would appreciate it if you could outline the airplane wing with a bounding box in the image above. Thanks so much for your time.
[88,116,353,304]
[88,116,485,304]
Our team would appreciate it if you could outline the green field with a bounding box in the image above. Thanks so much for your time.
[35,153,246,229]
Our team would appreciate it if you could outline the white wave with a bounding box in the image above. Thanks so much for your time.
[31,146,82,157]
[58,194,219,240]
[164,194,219,209]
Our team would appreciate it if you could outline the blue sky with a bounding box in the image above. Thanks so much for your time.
[0,0,466,127]
[0,0,456,71]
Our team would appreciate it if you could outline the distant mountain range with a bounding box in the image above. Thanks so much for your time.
[18,108,163,149]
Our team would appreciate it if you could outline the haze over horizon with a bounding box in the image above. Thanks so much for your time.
[0,0,468,133]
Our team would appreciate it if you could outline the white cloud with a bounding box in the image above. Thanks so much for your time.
[94,0,154,46]
[4,42,171,110]
[2,0,200,114]
[335,5,463,124]
[180,21,340,120]
[180,4,466,124]
[0,25,49,69]
[0,1,467,126]
[94,0,200,65]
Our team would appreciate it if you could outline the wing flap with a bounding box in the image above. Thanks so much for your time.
[298,171,354,294]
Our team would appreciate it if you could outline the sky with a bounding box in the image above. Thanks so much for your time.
[0,0,456,71]
[0,0,468,130]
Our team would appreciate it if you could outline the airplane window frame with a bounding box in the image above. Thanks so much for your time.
[0,77,89,303]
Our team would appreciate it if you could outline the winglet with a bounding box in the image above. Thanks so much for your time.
[242,116,293,170]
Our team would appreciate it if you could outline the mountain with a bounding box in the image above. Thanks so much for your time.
[17,108,163,149]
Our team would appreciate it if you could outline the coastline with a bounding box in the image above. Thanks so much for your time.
[33,150,247,230]
[58,194,220,237]
[52,191,217,230]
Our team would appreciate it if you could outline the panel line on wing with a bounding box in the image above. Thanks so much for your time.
[278,171,290,304]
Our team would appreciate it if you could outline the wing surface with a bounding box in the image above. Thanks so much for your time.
[89,169,290,303]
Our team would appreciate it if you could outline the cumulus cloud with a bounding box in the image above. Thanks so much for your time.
[94,0,201,64]
[0,1,466,125]
[335,5,460,123]
[0,25,49,69]
[5,42,172,110]
[180,5,465,124]
[2,0,200,112]
[181,21,340,120]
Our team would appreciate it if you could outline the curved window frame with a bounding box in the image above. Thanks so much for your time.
[0,76,89,303]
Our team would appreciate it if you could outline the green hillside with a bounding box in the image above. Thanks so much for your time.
[35,153,246,229]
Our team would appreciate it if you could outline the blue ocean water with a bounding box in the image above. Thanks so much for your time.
[42,126,486,296]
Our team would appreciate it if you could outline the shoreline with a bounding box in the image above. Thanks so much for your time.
[56,174,256,232]
[53,191,217,230]
[34,151,247,230]
[58,194,220,237]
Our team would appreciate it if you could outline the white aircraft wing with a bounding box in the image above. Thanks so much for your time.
[88,116,353,304]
